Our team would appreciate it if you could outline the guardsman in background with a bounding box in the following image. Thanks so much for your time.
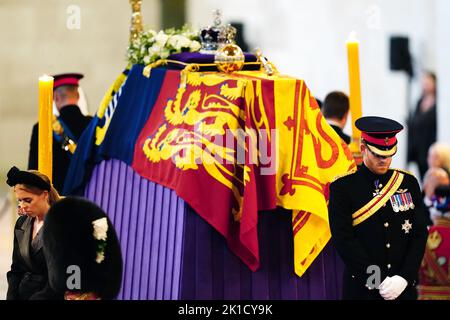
[328,116,428,300]
[28,73,92,194]
[322,91,351,145]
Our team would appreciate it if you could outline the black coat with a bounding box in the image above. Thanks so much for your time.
[28,105,92,194]
[7,216,62,300]
[328,164,428,300]
[330,124,351,145]
[407,99,436,179]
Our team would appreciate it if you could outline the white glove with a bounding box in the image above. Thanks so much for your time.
[378,276,391,290]
[379,275,408,300]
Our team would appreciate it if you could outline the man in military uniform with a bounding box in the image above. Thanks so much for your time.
[28,73,92,194]
[328,116,428,300]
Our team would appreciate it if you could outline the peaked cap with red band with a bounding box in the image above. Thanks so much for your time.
[52,73,83,90]
[355,116,404,157]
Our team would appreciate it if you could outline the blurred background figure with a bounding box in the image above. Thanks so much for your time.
[427,142,450,177]
[322,91,351,144]
[27,73,93,194]
[43,197,122,300]
[418,182,450,300]
[315,97,323,109]
[407,71,437,181]
[230,21,249,52]
[5,166,62,300]
[422,167,450,226]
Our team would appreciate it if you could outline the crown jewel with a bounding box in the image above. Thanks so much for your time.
[200,9,224,53]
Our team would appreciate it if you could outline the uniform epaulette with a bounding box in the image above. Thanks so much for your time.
[332,169,357,182]
[392,168,414,176]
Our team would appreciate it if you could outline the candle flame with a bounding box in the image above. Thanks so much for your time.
[347,31,358,43]
[39,74,54,82]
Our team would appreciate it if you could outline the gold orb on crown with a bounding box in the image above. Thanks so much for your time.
[214,43,245,73]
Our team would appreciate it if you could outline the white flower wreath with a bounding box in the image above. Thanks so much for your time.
[127,25,201,65]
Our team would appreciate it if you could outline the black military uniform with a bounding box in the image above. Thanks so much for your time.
[328,116,428,300]
[27,74,92,194]
[330,124,351,145]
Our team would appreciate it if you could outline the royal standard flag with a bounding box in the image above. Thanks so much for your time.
[65,62,355,276]
[132,68,356,276]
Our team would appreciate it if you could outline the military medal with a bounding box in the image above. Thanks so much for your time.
[393,189,413,212]
[401,219,412,234]
[405,192,415,209]
[373,179,382,198]
[390,194,400,212]
[402,193,411,211]
[396,194,405,211]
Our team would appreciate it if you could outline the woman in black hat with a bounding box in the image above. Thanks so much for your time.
[5,166,63,300]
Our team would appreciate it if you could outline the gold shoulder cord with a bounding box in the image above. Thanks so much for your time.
[332,169,357,183]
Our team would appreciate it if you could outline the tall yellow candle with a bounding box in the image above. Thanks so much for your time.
[38,75,54,182]
[346,32,363,154]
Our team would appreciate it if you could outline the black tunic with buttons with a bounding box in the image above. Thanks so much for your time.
[27,104,92,194]
[328,164,428,300]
